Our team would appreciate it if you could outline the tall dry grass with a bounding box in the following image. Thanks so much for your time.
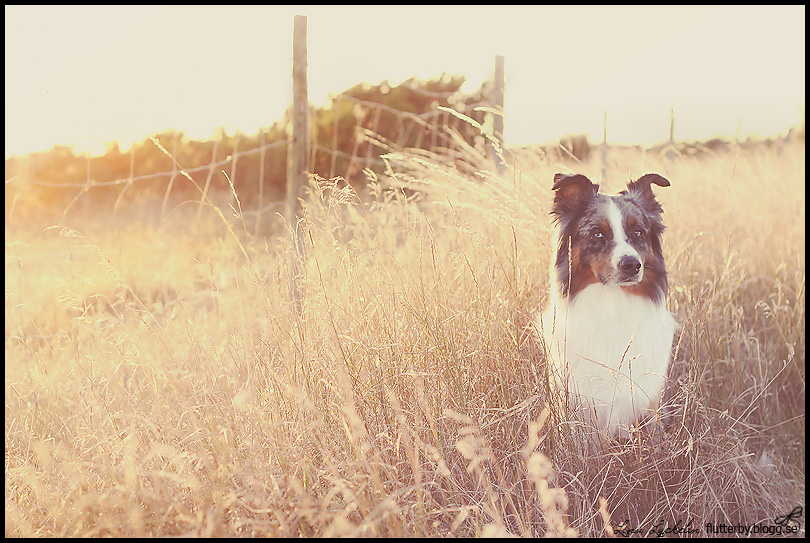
[5,133,805,536]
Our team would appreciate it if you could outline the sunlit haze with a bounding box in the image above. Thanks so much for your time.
[4,5,805,158]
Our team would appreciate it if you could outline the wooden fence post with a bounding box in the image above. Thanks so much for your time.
[254,128,265,236]
[669,103,675,145]
[490,55,505,175]
[601,110,608,184]
[287,14,309,313]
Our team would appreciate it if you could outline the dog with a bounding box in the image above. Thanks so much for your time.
[537,172,677,439]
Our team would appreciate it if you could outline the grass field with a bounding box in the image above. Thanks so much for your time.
[5,137,805,536]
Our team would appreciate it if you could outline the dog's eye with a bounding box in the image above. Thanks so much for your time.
[591,228,604,239]
[632,228,644,238]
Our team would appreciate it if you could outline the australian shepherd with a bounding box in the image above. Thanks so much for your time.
[537,172,677,439]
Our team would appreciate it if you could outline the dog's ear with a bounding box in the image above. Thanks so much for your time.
[632,173,670,190]
[626,173,670,213]
[552,173,598,213]
[552,173,599,193]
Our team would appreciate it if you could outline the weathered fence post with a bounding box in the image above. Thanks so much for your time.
[254,128,265,236]
[490,55,505,175]
[669,103,675,145]
[601,110,608,184]
[287,14,309,314]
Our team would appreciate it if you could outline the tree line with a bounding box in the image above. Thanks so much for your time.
[5,75,494,215]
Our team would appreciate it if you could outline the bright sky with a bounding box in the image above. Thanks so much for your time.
[4,5,805,157]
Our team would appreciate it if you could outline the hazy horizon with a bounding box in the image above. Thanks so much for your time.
[5,5,805,158]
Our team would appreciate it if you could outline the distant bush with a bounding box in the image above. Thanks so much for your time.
[5,74,494,215]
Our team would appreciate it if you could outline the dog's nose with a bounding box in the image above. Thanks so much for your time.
[618,256,641,275]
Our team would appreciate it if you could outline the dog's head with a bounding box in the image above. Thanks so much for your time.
[551,173,670,302]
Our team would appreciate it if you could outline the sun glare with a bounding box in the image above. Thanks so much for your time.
[4,5,805,158]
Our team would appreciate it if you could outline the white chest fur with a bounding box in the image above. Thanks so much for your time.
[539,284,677,438]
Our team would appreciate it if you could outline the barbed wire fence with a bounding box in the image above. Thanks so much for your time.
[4,83,498,231]
[4,16,506,341]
